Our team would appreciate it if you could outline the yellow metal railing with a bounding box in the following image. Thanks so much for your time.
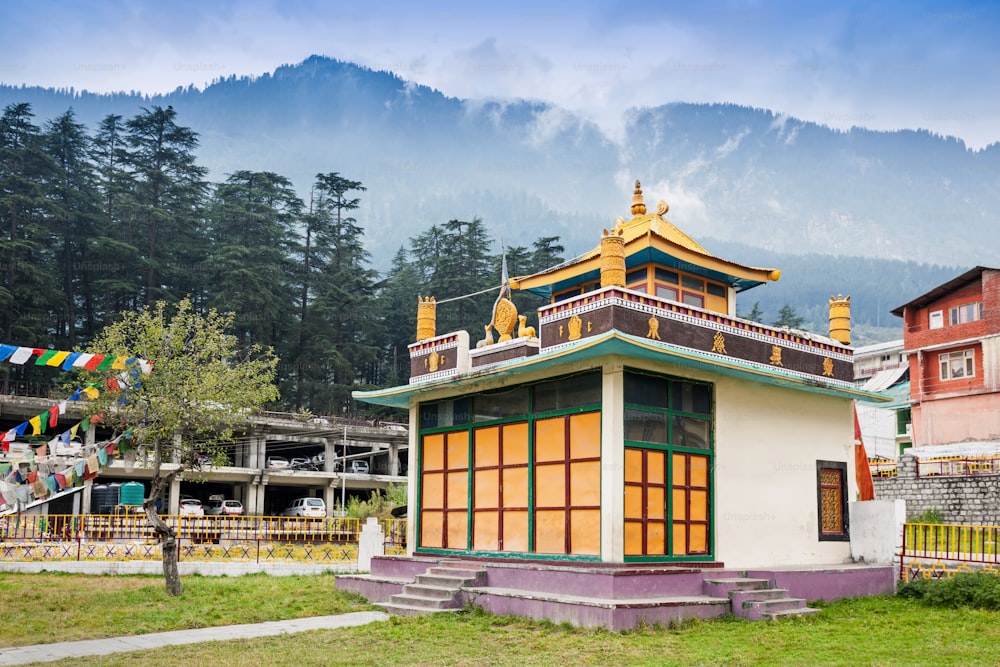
[900,522,1000,581]
[0,514,407,564]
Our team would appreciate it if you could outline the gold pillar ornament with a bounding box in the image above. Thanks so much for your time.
[828,295,851,345]
[416,296,437,341]
[600,225,626,288]
[630,179,646,217]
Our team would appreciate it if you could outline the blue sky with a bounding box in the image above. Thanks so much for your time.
[2,0,999,148]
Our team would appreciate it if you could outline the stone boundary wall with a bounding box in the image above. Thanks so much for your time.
[873,454,1000,524]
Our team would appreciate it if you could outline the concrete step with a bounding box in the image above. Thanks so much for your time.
[414,573,480,588]
[388,592,462,610]
[403,583,461,600]
[729,588,790,609]
[763,606,821,621]
[427,565,486,581]
[702,577,771,597]
[376,601,462,617]
[740,597,809,621]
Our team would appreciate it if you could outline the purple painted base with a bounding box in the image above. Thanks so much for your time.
[335,556,896,630]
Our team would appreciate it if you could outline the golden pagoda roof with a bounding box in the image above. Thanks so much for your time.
[510,180,780,297]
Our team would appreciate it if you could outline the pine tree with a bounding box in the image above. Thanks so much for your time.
[772,303,805,329]
[43,109,103,346]
[124,106,208,305]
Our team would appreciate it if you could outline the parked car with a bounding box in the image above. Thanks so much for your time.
[311,452,326,467]
[290,457,317,471]
[349,460,369,474]
[266,456,289,469]
[280,497,326,517]
[205,499,244,516]
[178,498,204,516]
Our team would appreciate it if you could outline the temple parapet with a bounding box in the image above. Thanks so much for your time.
[538,286,854,384]
[408,331,470,384]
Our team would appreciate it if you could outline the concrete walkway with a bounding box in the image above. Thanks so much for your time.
[0,611,390,666]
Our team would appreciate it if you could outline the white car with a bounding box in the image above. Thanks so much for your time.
[266,456,289,469]
[280,497,326,517]
[205,500,244,516]
[178,498,204,516]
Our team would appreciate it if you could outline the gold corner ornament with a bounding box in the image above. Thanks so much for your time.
[770,345,784,367]
[416,296,436,341]
[600,225,626,288]
[822,358,835,377]
[711,331,727,354]
[568,315,583,340]
[647,317,661,340]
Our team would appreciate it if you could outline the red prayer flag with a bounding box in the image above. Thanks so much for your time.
[83,354,105,370]
[854,405,876,501]
[48,406,59,427]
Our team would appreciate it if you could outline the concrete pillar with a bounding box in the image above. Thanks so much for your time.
[168,477,181,515]
[324,438,334,472]
[256,477,268,516]
[81,479,93,514]
[601,359,625,563]
[249,435,263,470]
[325,483,336,518]
[389,443,399,477]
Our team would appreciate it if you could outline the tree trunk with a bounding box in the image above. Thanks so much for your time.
[145,503,182,596]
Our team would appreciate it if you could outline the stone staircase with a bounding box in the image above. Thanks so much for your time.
[377,560,487,617]
[703,577,820,621]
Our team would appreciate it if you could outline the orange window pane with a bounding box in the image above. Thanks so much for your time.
[689,524,708,553]
[690,490,708,521]
[534,510,566,554]
[447,432,469,469]
[672,453,686,486]
[474,469,499,510]
[502,510,529,553]
[569,461,600,506]
[420,510,443,548]
[447,471,468,509]
[422,472,444,509]
[690,455,709,487]
[569,412,601,459]
[502,467,529,507]
[535,463,566,507]
[535,417,566,463]
[673,524,687,556]
[474,427,499,467]
[625,521,644,555]
[672,489,687,520]
[646,522,666,554]
[570,509,601,555]
[624,485,643,519]
[648,450,665,484]
[647,486,665,520]
[502,423,529,464]
[447,511,468,549]
[422,434,444,470]
[625,448,644,482]
[473,511,499,551]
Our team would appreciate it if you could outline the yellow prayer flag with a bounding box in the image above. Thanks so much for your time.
[111,356,127,370]
[47,351,71,367]
[81,386,99,400]
[29,415,41,435]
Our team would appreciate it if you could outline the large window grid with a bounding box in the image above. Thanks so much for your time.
[417,372,602,558]
[622,371,714,561]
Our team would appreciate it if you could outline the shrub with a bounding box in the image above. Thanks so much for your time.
[897,571,1000,610]
[911,508,945,524]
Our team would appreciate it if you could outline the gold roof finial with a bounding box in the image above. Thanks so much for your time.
[630,179,646,217]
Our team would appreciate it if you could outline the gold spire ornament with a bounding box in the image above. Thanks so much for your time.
[630,179,646,217]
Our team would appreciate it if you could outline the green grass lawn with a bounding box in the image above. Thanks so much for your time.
[3,572,1000,666]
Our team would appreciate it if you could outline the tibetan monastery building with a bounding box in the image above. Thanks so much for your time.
[355,181,889,569]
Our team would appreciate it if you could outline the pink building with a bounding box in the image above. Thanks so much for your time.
[891,266,1000,446]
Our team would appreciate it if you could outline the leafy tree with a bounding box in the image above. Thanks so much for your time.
[80,298,279,595]
[374,246,421,386]
[772,303,805,329]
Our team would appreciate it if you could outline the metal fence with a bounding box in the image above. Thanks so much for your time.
[899,522,1000,582]
[916,456,1000,477]
[0,514,408,564]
